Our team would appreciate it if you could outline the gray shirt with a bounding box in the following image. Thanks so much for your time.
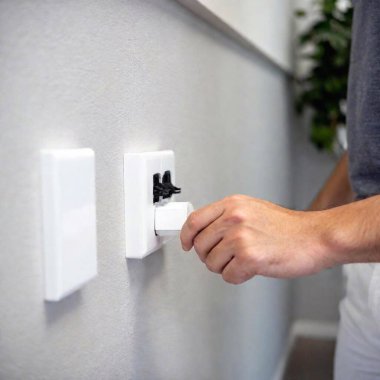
[348,0,380,199]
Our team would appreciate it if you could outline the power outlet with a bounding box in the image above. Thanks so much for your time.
[124,150,176,259]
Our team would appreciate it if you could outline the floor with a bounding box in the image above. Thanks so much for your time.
[283,337,336,380]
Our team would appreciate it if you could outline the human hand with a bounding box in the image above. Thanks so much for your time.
[180,195,333,284]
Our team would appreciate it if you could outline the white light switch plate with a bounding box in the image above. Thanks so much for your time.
[40,148,97,301]
[124,150,175,258]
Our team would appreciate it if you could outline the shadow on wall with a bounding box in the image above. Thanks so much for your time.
[44,290,83,325]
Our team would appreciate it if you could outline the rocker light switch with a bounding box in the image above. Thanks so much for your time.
[40,148,97,301]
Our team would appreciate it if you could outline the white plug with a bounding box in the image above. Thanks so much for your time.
[155,202,194,236]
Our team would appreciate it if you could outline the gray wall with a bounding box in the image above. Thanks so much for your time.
[0,1,295,379]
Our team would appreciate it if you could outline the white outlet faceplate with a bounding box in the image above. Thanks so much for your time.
[41,148,97,301]
[124,150,175,259]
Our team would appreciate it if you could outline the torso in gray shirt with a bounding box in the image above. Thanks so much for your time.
[348,0,380,199]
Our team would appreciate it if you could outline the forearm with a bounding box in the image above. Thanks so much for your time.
[315,195,380,266]
[309,152,354,211]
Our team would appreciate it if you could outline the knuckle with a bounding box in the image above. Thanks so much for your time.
[197,251,206,263]
[226,194,246,203]
[205,258,218,273]
[194,240,208,263]
[231,228,249,245]
[205,260,213,271]
[221,271,232,283]
[225,208,247,224]
[187,212,199,230]
[193,238,203,256]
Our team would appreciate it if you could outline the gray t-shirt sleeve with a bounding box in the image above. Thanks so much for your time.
[347,0,380,198]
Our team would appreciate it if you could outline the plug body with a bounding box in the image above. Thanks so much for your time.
[155,202,193,236]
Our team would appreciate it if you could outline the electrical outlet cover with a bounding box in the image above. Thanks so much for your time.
[40,148,97,301]
[124,150,175,258]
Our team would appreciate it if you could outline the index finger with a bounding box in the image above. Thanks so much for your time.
[180,201,225,251]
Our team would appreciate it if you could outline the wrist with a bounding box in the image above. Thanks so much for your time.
[306,209,349,269]
[309,205,366,267]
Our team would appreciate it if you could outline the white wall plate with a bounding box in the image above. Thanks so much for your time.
[40,148,97,301]
[124,150,175,259]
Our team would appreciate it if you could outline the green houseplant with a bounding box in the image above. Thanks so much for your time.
[296,0,353,151]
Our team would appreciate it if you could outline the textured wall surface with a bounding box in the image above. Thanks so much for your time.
[0,1,295,379]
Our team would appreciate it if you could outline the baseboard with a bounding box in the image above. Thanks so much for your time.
[291,319,339,340]
[271,319,339,380]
